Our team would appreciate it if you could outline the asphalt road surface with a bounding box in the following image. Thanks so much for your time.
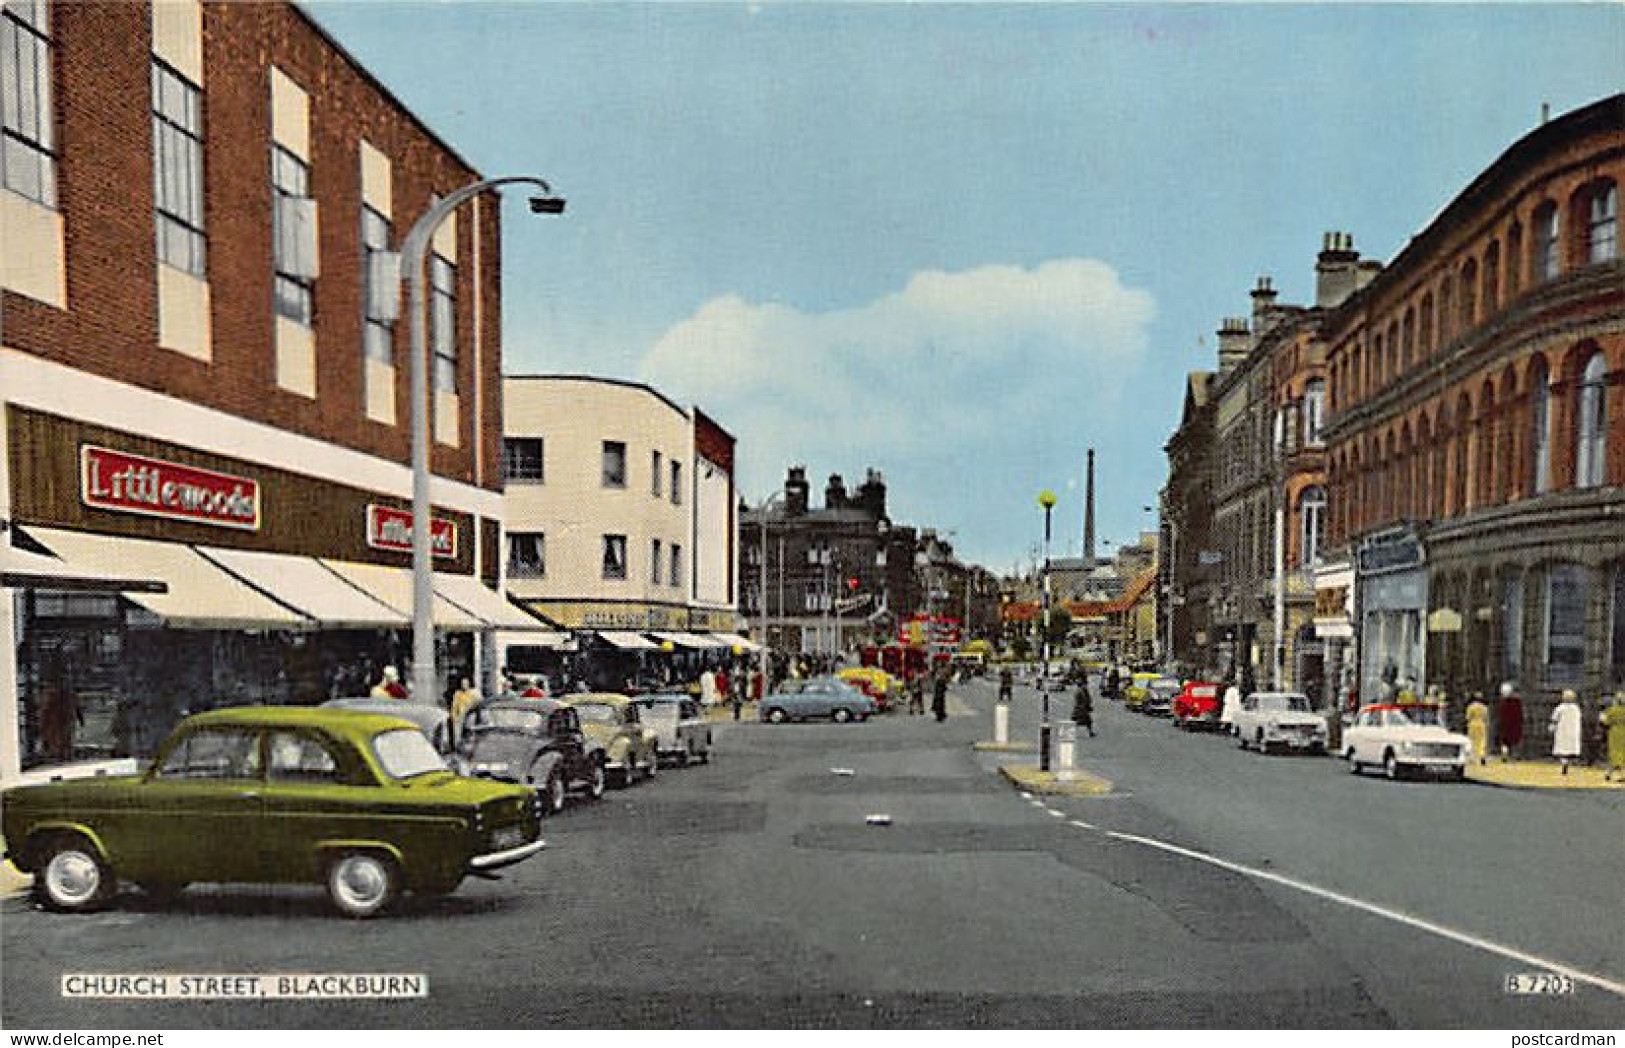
[3,677,1622,1029]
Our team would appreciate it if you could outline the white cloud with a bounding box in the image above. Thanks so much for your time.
[637,259,1156,554]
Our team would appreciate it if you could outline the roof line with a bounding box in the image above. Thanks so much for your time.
[504,374,690,419]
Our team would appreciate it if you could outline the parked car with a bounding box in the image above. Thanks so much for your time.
[837,666,899,711]
[322,697,452,752]
[631,694,713,765]
[1342,703,1470,780]
[1233,692,1329,754]
[1171,681,1223,730]
[0,707,545,917]
[759,678,876,723]
[1122,671,1163,711]
[1139,677,1182,716]
[560,693,659,787]
[456,698,607,811]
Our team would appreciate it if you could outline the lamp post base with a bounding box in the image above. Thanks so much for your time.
[1039,720,1052,772]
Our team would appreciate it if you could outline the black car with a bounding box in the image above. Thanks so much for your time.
[457,699,607,813]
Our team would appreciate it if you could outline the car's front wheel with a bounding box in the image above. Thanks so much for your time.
[766,707,787,723]
[326,852,398,919]
[584,761,607,800]
[34,836,112,913]
[540,769,567,815]
[1383,751,1401,781]
[832,707,853,724]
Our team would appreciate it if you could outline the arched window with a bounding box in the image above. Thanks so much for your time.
[1461,259,1479,329]
[1588,181,1618,264]
[1420,293,1435,355]
[1576,350,1608,487]
[1477,383,1496,506]
[1402,308,1416,369]
[1451,396,1471,515]
[1387,321,1400,379]
[1483,242,1501,313]
[1439,276,1455,345]
[1533,201,1561,282]
[1373,333,1386,387]
[1506,223,1523,296]
[1298,486,1326,567]
[1530,357,1552,493]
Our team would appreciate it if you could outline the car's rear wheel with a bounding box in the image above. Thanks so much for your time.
[832,707,852,724]
[326,852,398,919]
[766,707,787,723]
[541,769,567,815]
[585,761,607,800]
[1383,751,1400,781]
[34,836,112,913]
[1348,754,1363,774]
[1255,732,1270,755]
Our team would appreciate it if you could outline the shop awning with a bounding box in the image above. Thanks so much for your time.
[24,527,305,629]
[710,632,761,652]
[676,631,731,649]
[199,547,407,629]
[495,629,576,651]
[2,539,167,593]
[648,631,699,649]
[320,559,483,631]
[597,630,659,651]
[433,573,553,631]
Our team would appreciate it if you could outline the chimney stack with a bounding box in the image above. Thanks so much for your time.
[785,465,809,516]
[1083,447,1096,567]
[824,473,847,510]
[1250,275,1279,334]
[1217,316,1251,373]
[1315,231,1364,308]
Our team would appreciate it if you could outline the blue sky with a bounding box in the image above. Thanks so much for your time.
[307,1,1624,573]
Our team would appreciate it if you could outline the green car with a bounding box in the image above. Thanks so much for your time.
[1,706,546,918]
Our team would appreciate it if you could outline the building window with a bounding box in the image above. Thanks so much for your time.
[1298,486,1326,567]
[1,0,55,206]
[650,538,662,586]
[1303,380,1325,446]
[1501,572,1524,679]
[804,582,823,612]
[1533,202,1560,283]
[501,437,544,482]
[1576,351,1608,488]
[651,450,663,497]
[1460,259,1478,330]
[152,61,205,275]
[1610,564,1625,685]
[1588,181,1618,264]
[1483,242,1500,313]
[1544,563,1587,684]
[506,532,545,579]
[602,534,627,580]
[670,544,682,589]
[1531,358,1551,494]
[430,254,456,392]
[361,206,393,364]
[670,460,682,505]
[601,441,627,488]
[1506,223,1524,296]
[271,144,314,325]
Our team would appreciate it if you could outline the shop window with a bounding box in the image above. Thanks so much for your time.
[1530,358,1552,494]
[1532,202,1560,283]
[158,729,261,780]
[650,538,663,586]
[1610,564,1625,685]
[1588,181,1618,263]
[502,437,544,482]
[601,441,627,488]
[361,205,394,364]
[1576,351,1608,488]
[651,450,663,496]
[430,254,457,392]
[1,0,55,206]
[506,532,545,579]
[1543,564,1587,684]
[268,732,340,784]
[152,60,205,275]
[271,144,316,325]
[601,534,627,580]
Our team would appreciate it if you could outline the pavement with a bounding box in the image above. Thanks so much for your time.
[1464,758,1625,790]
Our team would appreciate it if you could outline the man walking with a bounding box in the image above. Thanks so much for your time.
[1072,678,1095,738]
[998,667,1013,705]
[932,671,948,723]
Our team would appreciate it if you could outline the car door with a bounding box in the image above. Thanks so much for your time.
[259,729,366,881]
[1345,709,1376,760]
[118,726,267,884]
[547,708,587,783]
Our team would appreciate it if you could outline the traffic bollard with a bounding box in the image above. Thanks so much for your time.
[1057,720,1077,780]
[995,701,1009,745]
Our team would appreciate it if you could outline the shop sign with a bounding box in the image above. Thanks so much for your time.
[81,444,261,530]
[1358,529,1424,576]
[366,505,456,559]
[1315,586,1349,620]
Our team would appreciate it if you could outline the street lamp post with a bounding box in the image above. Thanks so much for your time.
[1038,489,1057,771]
[400,176,564,707]
[755,491,787,698]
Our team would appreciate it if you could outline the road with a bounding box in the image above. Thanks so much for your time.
[3,677,1622,1029]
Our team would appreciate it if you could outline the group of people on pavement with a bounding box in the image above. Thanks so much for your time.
[904,669,951,722]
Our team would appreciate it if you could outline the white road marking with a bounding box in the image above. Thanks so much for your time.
[1100,829,1625,1000]
[1018,792,1034,800]
[1068,819,1097,830]
[1045,808,1065,818]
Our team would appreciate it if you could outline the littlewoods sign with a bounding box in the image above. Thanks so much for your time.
[366,504,457,559]
[81,444,260,530]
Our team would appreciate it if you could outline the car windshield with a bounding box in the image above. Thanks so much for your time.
[574,703,617,723]
[1151,680,1180,692]
[1191,686,1218,697]
[1384,706,1446,728]
[470,708,547,733]
[371,728,447,779]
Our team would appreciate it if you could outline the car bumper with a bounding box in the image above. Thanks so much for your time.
[1398,757,1466,773]
[1263,736,1327,751]
[468,838,547,872]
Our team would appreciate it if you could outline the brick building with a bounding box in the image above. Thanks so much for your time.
[1324,93,1625,749]
[0,1,534,782]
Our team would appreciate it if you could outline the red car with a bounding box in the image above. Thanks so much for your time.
[1172,681,1223,730]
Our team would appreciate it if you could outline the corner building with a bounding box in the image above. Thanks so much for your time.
[0,1,530,783]
[1324,94,1625,750]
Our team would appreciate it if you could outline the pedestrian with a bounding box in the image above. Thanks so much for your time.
[370,665,408,700]
[1496,681,1524,759]
[907,674,924,716]
[699,667,719,707]
[450,677,481,748]
[716,665,730,707]
[1601,693,1625,783]
[931,672,948,723]
[998,667,1013,704]
[1072,679,1095,738]
[1464,692,1490,765]
[1103,664,1119,702]
[1220,678,1242,735]
[1550,689,1583,775]
[731,669,744,721]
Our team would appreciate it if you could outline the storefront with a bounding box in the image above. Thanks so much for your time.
[1355,527,1428,704]
[1312,559,1356,712]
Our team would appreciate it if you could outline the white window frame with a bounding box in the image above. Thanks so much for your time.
[1576,352,1607,487]
[506,532,545,579]
[1,0,56,207]
[502,437,544,483]
[152,60,205,276]
[1303,380,1326,447]
[602,534,627,581]
[271,144,316,325]
[1589,182,1618,264]
[430,253,457,392]
[361,205,394,362]
[1531,360,1552,494]
[601,440,627,488]
[1299,486,1326,567]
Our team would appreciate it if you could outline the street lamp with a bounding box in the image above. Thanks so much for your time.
[1037,489,1057,771]
[400,175,564,706]
[754,490,787,698]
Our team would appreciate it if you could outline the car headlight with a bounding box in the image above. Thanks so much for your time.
[1398,741,1416,754]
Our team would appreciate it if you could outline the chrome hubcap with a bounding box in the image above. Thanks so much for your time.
[336,858,386,905]
[46,850,100,904]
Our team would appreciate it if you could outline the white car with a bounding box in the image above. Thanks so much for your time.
[1233,692,1329,755]
[1342,704,1469,780]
